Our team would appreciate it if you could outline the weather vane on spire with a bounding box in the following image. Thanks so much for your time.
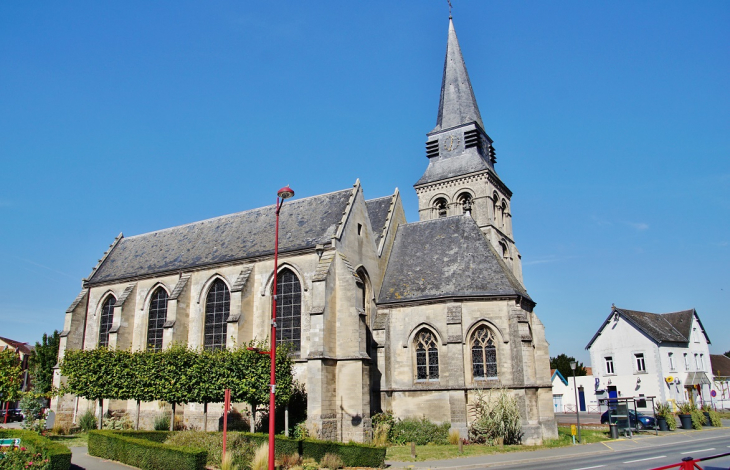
[448,0,453,18]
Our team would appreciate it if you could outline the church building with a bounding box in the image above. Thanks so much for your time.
[53,17,557,444]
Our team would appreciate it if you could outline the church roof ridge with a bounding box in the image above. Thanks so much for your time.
[122,188,353,241]
[431,17,484,133]
[86,187,355,285]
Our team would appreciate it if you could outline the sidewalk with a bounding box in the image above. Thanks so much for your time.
[385,425,730,469]
[69,447,137,470]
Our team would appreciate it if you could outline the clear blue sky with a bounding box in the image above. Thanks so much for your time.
[1,1,728,364]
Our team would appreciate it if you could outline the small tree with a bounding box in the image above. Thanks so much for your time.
[550,354,587,378]
[29,331,61,396]
[0,348,22,414]
[468,387,522,445]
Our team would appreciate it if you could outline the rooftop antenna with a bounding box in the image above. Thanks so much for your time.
[448,0,453,19]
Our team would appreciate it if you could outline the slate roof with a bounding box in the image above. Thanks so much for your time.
[0,336,33,355]
[365,196,392,247]
[585,307,710,349]
[710,354,730,378]
[377,215,529,304]
[87,188,354,284]
[431,18,484,134]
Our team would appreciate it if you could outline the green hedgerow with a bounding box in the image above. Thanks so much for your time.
[390,416,450,445]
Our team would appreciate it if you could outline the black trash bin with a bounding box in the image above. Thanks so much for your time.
[609,423,619,439]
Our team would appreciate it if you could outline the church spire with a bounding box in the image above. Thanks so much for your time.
[431,18,484,133]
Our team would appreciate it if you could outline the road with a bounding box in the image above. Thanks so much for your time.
[488,432,730,470]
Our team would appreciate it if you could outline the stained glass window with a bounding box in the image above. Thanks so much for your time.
[204,279,229,351]
[276,269,301,352]
[98,296,116,348]
[471,326,498,379]
[147,288,168,352]
[415,330,439,381]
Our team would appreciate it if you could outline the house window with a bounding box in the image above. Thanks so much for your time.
[634,353,646,372]
[147,287,168,352]
[699,354,704,371]
[605,356,614,374]
[414,329,439,381]
[276,268,301,352]
[668,352,675,371]
[693,327,699,343]
[204,279,229,351]
[694,353,700,370]
[98,295,116,348]
[471,326,498,380]
[684,353,689,371]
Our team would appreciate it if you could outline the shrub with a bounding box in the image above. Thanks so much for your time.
[88,431,206,470]
[154,413,170,431]
[20,394,46,433]
[0,429,72,470]
[468,387,522,445]
[221,452,238,470]
[320,453,343,469]
[0,447,51,469]
[391,417,450,445]
[691,410,706,430]
[708,410,722,427]
[655,402,677,430]
[164,431,254,469]
[292,422,310,440]
[678,402,694,415]
[278,452,302,469]
[103,411,133,430]
[79,409,98,432]
[371,411,394,444]
[251,443,269,470]
[448,429,460,445]
[301,457,318,470]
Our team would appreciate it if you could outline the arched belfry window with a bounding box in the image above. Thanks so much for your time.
[147,287,168,352]
[204,279,229,351]
[458,193,473,215]
[414,329,439,381]
[98,295,116,347]
[434,198,448,219]
[501,200,508,229]
[472,326,498,380]
[276,268,301,352]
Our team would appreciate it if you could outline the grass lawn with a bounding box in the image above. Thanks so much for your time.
[386,427,610,462]
[47,432,89,448]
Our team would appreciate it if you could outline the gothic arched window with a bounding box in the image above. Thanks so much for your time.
[472,326,498,380]
[276,268,301,352]
[204,279,229,351]
[414,329,439,381]
[98,295,116,348]
[147,287,168,352]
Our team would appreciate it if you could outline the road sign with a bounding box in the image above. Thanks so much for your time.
[711,390,717,397]
[571,424,577,436]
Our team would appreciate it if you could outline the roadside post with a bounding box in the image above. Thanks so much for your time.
[571,424,577,444]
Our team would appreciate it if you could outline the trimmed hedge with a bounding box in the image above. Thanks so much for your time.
[87,430,386,469]
[88,431,207,470]
[0,429,72,470]
[229,432,386,468]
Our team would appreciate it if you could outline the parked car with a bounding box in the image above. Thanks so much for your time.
[601,409,656,430]
[0,408,23,423]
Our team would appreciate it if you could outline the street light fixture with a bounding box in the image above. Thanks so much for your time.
[570,361,582,443]
[268,185,294,470]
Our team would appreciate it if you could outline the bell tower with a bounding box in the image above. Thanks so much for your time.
[414,17,523,284]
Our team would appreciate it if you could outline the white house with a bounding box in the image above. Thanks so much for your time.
[586,306,713,411]
[551,369,600,413]
[710,354,730,410]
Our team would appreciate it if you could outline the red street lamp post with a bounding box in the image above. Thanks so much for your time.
[268,185,294,470]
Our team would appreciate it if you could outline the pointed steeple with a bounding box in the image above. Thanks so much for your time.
[431,18,484,133]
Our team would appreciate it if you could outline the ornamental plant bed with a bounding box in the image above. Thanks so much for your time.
[88,431,207,470]
[0,429,72,470]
